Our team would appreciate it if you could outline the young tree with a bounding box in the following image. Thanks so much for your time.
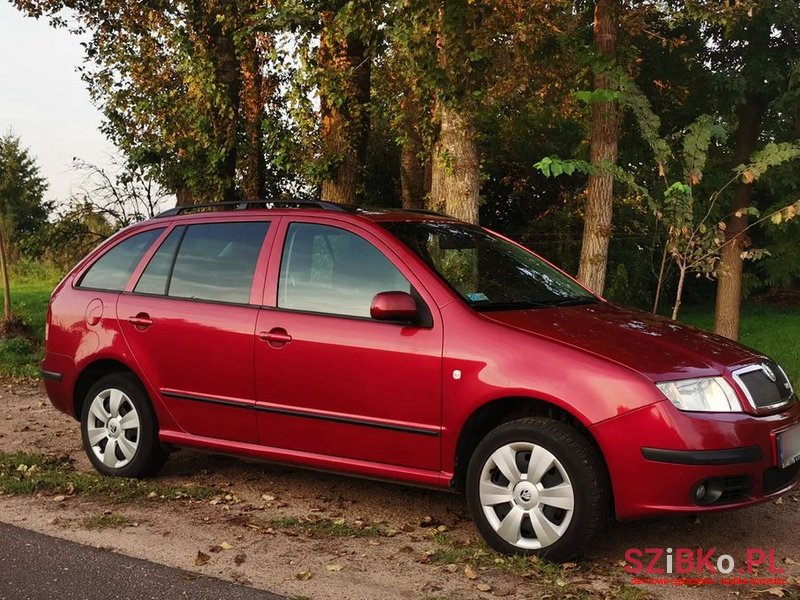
[0,134,48,323]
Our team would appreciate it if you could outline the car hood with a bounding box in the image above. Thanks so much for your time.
[480,302,762,381]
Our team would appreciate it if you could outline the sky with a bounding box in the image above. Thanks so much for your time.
[0,3,114,206]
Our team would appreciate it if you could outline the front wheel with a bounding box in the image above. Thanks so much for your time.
[81,373,167,478]
[465,417,609,561]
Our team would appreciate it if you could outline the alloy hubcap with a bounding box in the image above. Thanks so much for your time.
[86,388,140,469]
[479,442,574,550]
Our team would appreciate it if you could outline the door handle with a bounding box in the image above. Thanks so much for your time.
[258,328,292,347]
[127,313,153,330]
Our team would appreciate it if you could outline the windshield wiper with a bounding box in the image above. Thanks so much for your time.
[547,297,599,307]
[470,300,552,312]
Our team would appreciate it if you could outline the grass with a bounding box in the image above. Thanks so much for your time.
[82,512,132,529]
[0,451,217,502]
[0,269,61,379]
[680,302,800,389]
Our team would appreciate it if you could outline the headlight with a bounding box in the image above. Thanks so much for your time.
[656,377,742,412]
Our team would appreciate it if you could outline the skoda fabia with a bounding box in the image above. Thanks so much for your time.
[40,201,800,559]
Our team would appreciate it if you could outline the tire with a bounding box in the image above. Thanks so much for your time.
[81,373,167,478]
[465,417,609,561]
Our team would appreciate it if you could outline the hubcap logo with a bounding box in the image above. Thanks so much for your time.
[519,489,532,502]
[762,363,776,382]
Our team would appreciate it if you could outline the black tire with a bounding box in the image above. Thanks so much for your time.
[80,373,167,478]
[465,417,609,561]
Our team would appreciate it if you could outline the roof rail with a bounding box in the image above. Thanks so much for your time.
[155,200,351,218]
[402,208,448,217]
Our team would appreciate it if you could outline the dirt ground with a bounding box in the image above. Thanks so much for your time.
[1,380,799,600]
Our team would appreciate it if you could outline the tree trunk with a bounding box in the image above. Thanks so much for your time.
[238,34,268,201]
[714,95,763,340]
[400,98,429,210]
[0,227,11,322]
[577,0,621,295]
[319,17,371,205]
[429,101,480,224]
[195,0,240,204]
[672,265,686,321]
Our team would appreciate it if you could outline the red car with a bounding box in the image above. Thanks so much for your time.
[41,201,800,559]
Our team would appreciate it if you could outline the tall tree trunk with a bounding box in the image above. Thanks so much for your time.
[0,227,11,322]
[577,0,621,295]
[196,0,240,203]
[400,97,429,209]
[239,34,268,201]
[429,102,480,223]
[319,17,371,205]
[714,95,763,340]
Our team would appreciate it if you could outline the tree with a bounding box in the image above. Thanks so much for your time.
[577,0,621,294]
[0,133,48,323]
[13,0,276,205]
[702,2,800,339]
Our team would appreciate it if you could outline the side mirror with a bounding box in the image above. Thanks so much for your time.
[370,291,418,323]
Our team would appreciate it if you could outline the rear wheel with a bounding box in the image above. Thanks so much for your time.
[466,417,609,561]
[81,373,167,478]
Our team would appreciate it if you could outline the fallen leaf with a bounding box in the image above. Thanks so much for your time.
[477,583,492,592]
[220,542,234,550]
[52,495,66,502]
[325,563,343,572]
[445,564,458,573]
[260,494,275,502]
[195,551,210,566]
[555,579,568,587]
[296,569,313,581]
[465,565,478,580]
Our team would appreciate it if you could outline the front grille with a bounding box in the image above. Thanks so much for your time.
[717,475,752,504]
[734,362,794,411]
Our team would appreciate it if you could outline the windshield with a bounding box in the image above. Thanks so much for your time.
[381,221,596,311]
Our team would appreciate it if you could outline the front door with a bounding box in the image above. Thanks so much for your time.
[254,219,443,471]
[118,219,272,443]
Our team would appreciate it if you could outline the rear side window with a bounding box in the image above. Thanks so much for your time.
[134,221,268,304]
[79,228,164,291]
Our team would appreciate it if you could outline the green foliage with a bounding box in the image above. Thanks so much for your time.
[0,133,50,247]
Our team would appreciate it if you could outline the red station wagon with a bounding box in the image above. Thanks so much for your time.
[41,201,800,559]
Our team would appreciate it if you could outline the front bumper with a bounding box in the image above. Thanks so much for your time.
[591,399,800,520]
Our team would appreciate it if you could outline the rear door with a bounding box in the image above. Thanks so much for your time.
[254,217,443,471]
[118,217,274,443]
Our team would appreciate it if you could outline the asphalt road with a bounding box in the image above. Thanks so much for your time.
[0,523,285,600]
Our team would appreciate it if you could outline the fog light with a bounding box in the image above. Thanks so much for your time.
[694,483,706,501]
[692,479,725,505]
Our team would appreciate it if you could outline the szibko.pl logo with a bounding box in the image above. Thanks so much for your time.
[624,548,786,587]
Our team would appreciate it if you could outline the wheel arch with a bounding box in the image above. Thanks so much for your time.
[73,358,141,421]
[451,396,611,501]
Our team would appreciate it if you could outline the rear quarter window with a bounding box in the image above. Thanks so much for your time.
[78,228,164,291]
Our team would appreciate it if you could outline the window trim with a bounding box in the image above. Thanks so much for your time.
[127,218,274,306]
[267,218,435,327]
[74,226,169,293]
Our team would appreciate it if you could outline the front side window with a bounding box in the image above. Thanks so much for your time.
[381,221,596,311]
[79,228,164,291]
[134,221,268,304]
[278,223,410,318]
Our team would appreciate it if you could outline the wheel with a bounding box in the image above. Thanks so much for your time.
[81,373,167,478]
[465,417,609,561]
